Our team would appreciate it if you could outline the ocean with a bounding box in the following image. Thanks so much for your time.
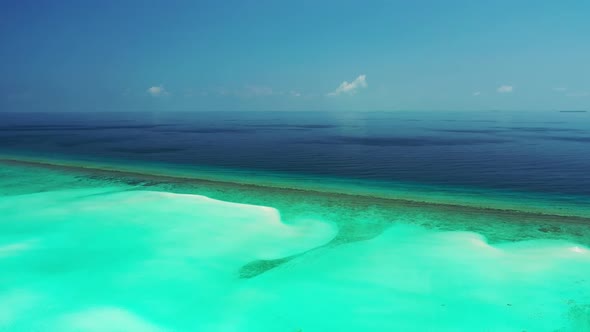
[1,110,589,331]
[2,110,590,194]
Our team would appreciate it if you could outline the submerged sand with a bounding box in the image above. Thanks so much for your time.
[1,161,590,331]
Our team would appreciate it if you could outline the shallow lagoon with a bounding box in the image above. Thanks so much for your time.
[1,160,590,331]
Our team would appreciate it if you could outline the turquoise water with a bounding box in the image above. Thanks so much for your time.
[2,109,590,331]
[3,153,590,219]
[1,160,590,331]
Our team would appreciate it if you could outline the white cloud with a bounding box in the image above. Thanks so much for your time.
[473,91,481,96]
[553,87,567,92]
[328,74,367,96]
[243,85,273,97]
[566,92,589,97]
[290,90,301,97]
[497,85,513,93]
[147,85,169,97]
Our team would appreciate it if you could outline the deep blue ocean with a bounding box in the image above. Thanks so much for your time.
[1,111,589,196]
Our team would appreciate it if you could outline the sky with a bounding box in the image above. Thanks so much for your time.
[1,0,589,112]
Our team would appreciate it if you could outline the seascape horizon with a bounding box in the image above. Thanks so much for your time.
[2,1,590,330]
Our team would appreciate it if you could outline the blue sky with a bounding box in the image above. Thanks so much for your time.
[1,0,589,112]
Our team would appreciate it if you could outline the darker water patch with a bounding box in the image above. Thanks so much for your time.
[239,257,293,279]
[495,126,583,133]
[538,225,562,233]
[429,129,502,134]
[301,136,510,147]
[109,147,187,154]
[537,136,590,143]
[0,124,172,131]
[154,128,256,134]
[0,133,73,141]
[244,123,337,129]
[56,136,138,147]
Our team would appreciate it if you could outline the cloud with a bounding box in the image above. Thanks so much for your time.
[473,91,481,96]
[566,92,589,97]
[497,85,513,93]
[147,85,169,97]
[328,75,367,96]
[241,85,273,97]
[553,87,567,92]
[290,90,301,97]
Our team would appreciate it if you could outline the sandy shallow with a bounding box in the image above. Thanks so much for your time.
[1,187,589,331]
